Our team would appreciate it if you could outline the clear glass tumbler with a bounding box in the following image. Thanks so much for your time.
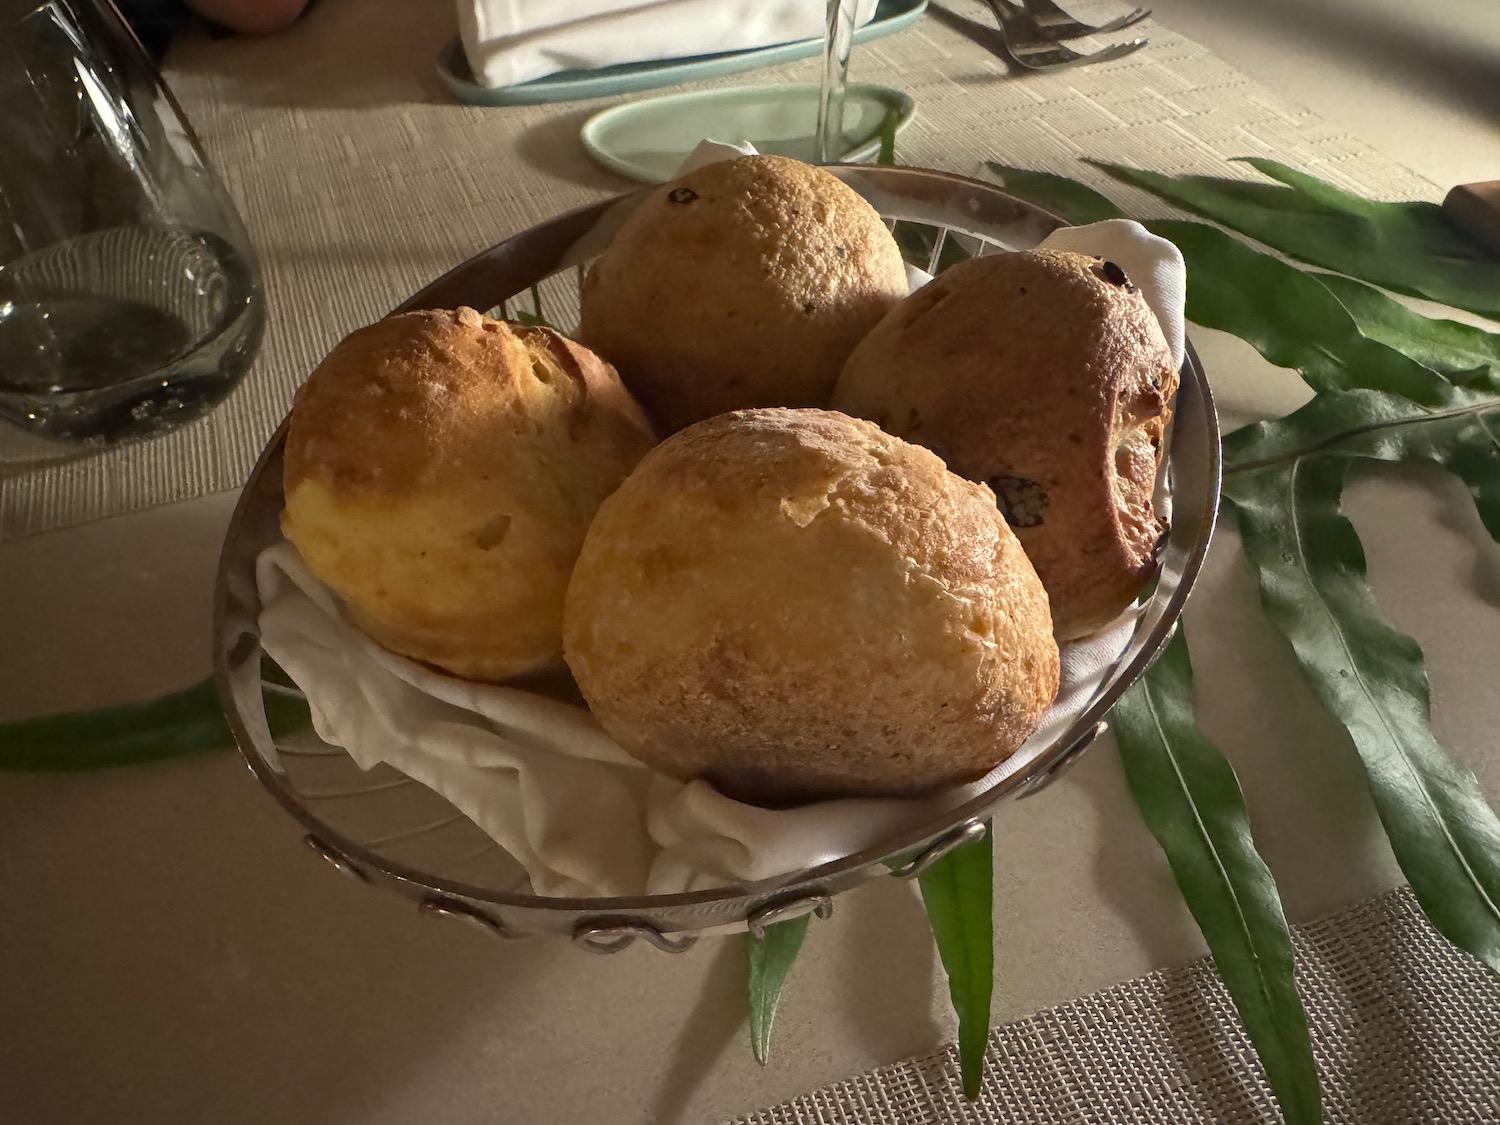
[814,0,859,164]
[0,0,264,446]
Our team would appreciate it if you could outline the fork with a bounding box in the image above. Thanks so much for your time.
[1015,0,1150,41]
[978,0,1148,69]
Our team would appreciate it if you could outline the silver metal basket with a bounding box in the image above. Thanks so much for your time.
[213,165,1220,954]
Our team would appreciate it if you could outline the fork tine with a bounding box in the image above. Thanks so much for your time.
[1015,0,1151,41]
[939,0,1148,71]
[1038,37,1148,68]
[1006,34,1147,69]
[1065,8,1150,36]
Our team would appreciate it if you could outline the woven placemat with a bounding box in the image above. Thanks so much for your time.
[732,887,1500,1125]
[0,0,1441,540]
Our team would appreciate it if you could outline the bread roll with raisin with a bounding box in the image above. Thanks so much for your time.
[833,249,1178,640]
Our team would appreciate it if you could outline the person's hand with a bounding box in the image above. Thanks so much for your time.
[185,0,310,34]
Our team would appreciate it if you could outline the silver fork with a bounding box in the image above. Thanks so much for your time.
[978,0,1148,69]
[1017,0,1150,40]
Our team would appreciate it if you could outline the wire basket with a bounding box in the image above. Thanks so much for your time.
[213,165,1220,953]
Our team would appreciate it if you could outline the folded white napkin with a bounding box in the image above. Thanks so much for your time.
[458,0,880,89]
[256,151,1187,898]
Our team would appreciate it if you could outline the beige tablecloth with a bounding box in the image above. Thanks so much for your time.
[5,6,1497,1122]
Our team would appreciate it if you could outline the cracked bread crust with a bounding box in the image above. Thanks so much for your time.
[833,249,1178,640]
[578,155,909,435]
[282,307,656,681]
[562,407,1059,807]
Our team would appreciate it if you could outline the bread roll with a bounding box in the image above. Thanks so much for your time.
[833,250,1178,640]
[563,408,1059,806]
[577,155,909,435]
[282,307,655,681]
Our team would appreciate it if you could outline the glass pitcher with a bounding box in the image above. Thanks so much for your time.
[0,0,264,446]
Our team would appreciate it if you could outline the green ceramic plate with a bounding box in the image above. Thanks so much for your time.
[438,0,928,107]
[579,82,916,183]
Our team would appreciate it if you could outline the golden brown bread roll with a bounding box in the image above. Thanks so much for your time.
[282,307,656,681]
[832,249,1178,641]
[577,155,909,435]
[562,408,1060,806]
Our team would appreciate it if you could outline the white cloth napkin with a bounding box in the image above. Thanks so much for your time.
[458,0,880,89]
[256,149,1187,898]
[258,542,1137,896]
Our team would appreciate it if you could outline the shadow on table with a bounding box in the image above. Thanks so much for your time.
[650,940,748,1124]
[1066,521,1404,970]
[1392,458,1500,609]
[0,758,551,1125]
[835,877,944,1055]
[515,107,640,192]
[1066,745,1199,972]
[646,875,941,1124]
[164,0,454,112]
[1189,0,1500,123]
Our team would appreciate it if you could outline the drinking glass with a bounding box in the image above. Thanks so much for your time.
[814,0,860,163]
[0,0,264,447]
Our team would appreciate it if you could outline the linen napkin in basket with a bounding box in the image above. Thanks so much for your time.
[257,165,1187,899]
[458,0,880,89]
[260,546,1142,896]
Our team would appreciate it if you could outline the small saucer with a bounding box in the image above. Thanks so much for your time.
[580,83,916,184]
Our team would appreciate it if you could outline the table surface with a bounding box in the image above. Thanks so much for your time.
[2,1,1497,1122]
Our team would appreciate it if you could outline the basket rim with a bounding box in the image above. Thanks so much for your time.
[212,164,1222,924]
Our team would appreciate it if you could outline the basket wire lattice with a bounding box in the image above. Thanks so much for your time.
[213,166,1221,952]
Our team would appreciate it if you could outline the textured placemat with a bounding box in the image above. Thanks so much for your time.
[0,0,1442,540]
[732,887,1500,1125]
